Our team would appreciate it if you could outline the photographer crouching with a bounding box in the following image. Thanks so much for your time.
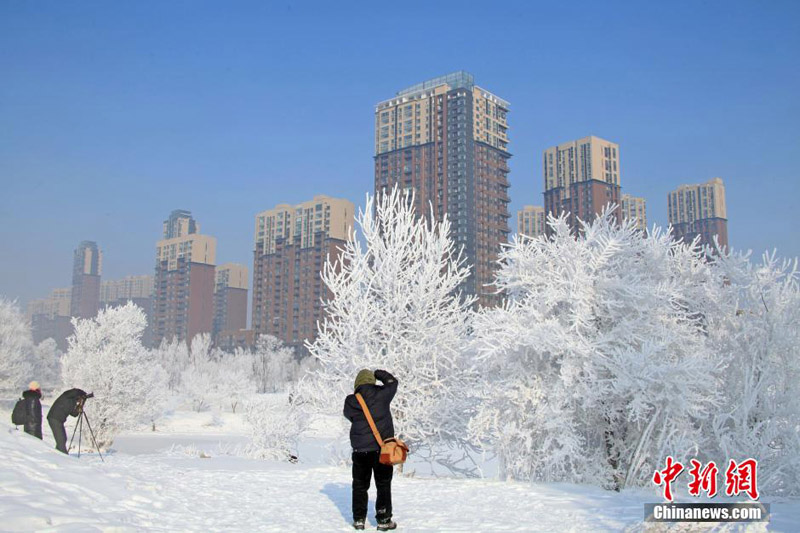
[47,389,92,454]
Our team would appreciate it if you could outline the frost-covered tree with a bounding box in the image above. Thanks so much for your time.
[156,337,190,391]
[61,302,168,446]
[245,392,306,461]
[216,350,256,413]
[189,333,217,367]
[251,335,298,394]
[706,250,800,496]
[31,338,62,390]
[181,362,216,412]
[469,212,723,489]
[0,297,33,393]
[302,186,477,470]
[181,335,255,413]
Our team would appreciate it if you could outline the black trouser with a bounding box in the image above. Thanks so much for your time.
[48,418,68,454]
[352,451,393,522]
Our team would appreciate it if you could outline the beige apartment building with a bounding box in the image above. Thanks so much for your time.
[100,274,155,346]
[213,263,249,344]
[375,71,511,307]
[153,210,217,345]
[517,205,546,238]
[101,275,154,303]
[27,287,72,319]
[621,194,647,232]
[27,287,73,350]
[667,177,728,250]
[252,195,354,354]
[543,135,622,233]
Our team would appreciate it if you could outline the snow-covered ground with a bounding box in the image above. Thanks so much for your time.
[1,406,799,532]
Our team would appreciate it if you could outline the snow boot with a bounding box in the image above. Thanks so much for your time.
[377,519,397,531]
[353,518,365,530]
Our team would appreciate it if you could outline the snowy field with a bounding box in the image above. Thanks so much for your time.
[1,404,799,532]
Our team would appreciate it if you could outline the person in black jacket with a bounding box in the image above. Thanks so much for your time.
[22,381,43,439]
[343,369,398,531]
[47,388,88,454]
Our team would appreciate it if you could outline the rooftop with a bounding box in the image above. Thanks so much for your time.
[396,70,474,96]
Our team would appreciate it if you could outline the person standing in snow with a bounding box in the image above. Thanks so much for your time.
[343,369,398,531]
[47,388,88,454]
[21,381,43,439]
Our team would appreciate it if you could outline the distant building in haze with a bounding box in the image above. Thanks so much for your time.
[517,205,546,238]
[252,195,354,355]
[101,274,155,347]
[668,177,729,251]
[152,210,216,346]
[621,194,647,232]
[70,241,102,319]
[213,263,248,342]
[374,71,511,307]
[27,287,73,350]
[543,135,622,234]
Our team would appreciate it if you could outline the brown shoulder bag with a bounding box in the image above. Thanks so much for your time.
[355,393,409,466]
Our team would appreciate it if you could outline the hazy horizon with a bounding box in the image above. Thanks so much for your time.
[2,1,798,308]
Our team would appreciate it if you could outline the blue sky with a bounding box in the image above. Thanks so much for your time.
[1,0,798,306]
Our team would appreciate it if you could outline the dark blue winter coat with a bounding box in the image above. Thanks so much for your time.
[343,370,398,452]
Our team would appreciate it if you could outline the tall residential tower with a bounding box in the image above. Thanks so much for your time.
[213,263,248,342]
[70,241,102,319]
[667,177,728,250]
[374,71,511,307]
[517,205,546,238]
[621,194,647,232]
[252,195,354,354]
[543,136,622,234]
[153,210,216,345]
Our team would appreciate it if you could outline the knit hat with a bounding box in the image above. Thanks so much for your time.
[354,369,375,391]
[28,381,40,391]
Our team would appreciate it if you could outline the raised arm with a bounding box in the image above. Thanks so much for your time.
[374,369,398,401]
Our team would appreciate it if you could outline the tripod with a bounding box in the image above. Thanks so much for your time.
[68,399,104,462]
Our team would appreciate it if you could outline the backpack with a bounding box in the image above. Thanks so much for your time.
[11,398,27,426]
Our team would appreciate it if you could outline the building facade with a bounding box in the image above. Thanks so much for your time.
[251,195,353,354]
[543,136,622,234]
[101,275,155,347]
[101,275,154,304]
[27,287,73,350]
[152,210,216,346]
[374,71,511,307]
[70,241,102,319]
[621,194,647,232]
[667,177,728,250]
[517,205,546,238]
[213,263,249,342]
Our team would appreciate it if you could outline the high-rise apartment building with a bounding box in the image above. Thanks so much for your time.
[27,287,73,350]
[517,205,546,238]
[70,241,102,319]
[213,263,248,342]
[101,275,155,347]
[153,210,216,345]
[543,136,622,234]
[252,195,354,354]
[163,209,197,239]
[621,194,647,232]
[374,71,511,307]
[667,177,728,250]
[101,275,154,303]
